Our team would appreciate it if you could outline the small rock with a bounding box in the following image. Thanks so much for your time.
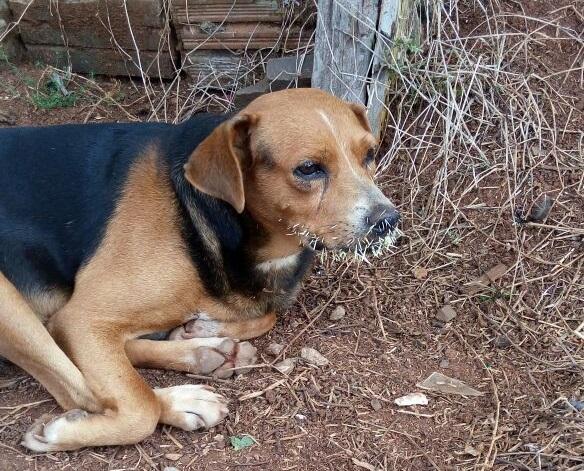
[164,453,182,461]
[0,109,15,126]
[485,263,508,283]
[494,335,511,349]
[274,358,296,375]
[370,398,382,411]
[464,444,480,457]
[266,342,284,356]
[265,389,276,403]
[164,467,179,471]
[569,398,584,411]
[439,358,450,368]
[436,305,457,323]
[462,263,508,295]
[418,372,483,397]
[528,194,553,222]
[412,266,429,279]
[394,392,429,406]
[295,413,307,420]
[266,54,313,83]
[301,347,329,366]
[431,318,445,328]
[329,305,346,321]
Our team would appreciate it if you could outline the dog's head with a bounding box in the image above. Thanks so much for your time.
[184,88,399,252]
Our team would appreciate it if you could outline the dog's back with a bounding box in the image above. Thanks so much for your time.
[0,122,170,295]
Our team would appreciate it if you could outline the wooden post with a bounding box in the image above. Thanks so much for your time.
[367,0,424,139]
[313,0,426,139]
[312,0,379,103]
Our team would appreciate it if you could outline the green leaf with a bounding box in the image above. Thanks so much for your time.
[230,435,255,451]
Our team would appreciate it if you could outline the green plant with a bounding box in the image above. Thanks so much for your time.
[30,75,78,110]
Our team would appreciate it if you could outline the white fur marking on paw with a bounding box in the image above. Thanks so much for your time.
[22,409,88,452]
[156,385,228,431]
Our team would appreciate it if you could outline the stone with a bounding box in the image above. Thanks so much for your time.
[485,264,508,283]
[418,372,483,397]
[439,358,450,368]
[234,77,299,109]
[329,305,346,321]
[300,347,329,366]
[266,54,313,83]
[26,45,176,79]
[0,0,24,61]
[0,109,15,126]
[370,398,382,411]
[412,266,429,279]
[266,342,284,356]
[436,305,457,323]
[164,453,182,461]
[265,389,276,403]
[528,195,553,222]
[494,335,511,349]
[274,358,296,375]
[394,392,428,406]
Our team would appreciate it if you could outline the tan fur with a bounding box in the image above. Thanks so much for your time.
[242,88,379,250]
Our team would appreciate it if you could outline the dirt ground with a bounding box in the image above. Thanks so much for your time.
[0,0,583,470]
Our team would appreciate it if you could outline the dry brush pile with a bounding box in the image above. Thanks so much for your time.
[366,0,583,468]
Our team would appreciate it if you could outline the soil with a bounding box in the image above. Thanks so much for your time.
[0,1,583,470]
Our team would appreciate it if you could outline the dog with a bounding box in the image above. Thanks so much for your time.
[0,88,399,451]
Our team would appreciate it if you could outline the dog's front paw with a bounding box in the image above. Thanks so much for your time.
[22,409,88,452]
[203,338,256,379]
[156,385,228,431]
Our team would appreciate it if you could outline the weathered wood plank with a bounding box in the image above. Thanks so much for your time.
[183,50,243,85]
[9,0,167,51]
[312,0,378,103]
[179,23,310,51]
[172,0,283,24]
[17,21,165,51]
[366,0,423,138]
[9,0,164,28]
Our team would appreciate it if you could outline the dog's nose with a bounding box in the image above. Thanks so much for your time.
[370,206,400,237]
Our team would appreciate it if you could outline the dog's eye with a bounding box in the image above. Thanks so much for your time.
[364,149,376,167]
[294,161,326,180]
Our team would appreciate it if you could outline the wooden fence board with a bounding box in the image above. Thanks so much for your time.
[312,0,378,103]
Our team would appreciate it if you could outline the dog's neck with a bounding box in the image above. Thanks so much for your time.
[168,161,313,313]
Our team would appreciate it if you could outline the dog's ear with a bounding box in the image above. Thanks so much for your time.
[348,102,372,133]
[184,113,257,213]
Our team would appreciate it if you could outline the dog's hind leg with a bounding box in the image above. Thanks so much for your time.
[0,273,100,412]
[168,312,277,341]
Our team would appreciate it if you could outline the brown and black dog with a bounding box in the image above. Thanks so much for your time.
[0,88,399,451]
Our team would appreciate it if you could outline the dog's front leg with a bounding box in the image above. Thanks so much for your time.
[22,305,227,452]
[126,336,257,378]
